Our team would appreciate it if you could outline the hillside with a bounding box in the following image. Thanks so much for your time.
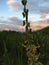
[32,26,49,65]
[37,26,49,34]
[0,26,49,65]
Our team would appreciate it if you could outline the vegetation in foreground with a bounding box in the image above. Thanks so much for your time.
[0,26,49,65]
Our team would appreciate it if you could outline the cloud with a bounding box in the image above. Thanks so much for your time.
[40,14,46,19]
[0,16,4,19]
[0,16,24,31]
[38,17,49,24]
[7,0,49,22]
[0,23,24,31]
[7,0,16,4]
[0,15,49,31]
[26,0,49,16]
[7,0,22,11]
[8,16,23,25]
[28,15,35,22]
[30,17,49,31]
[6,0,49,25]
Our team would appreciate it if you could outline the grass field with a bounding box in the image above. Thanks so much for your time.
[0,26,49,65]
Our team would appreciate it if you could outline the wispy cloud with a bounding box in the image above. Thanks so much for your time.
[8,16,23,25]
[0,0,49,31]
[7,0,49,20]
[0,16,4,19]
[30,17,49,31]
[5,0,49,14]
[7,0,22,11]
[0,16,49,31]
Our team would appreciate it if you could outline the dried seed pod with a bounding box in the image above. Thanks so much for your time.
[21,0,27,5]
[23,20,25,26]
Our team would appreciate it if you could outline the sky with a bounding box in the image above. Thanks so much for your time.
[0,0,49,31]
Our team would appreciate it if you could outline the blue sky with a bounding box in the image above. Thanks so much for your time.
[0,0,49,31]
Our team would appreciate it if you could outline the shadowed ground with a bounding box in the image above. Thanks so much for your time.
[0,40,4,65]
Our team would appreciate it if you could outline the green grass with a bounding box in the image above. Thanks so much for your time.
[0,26,49,65]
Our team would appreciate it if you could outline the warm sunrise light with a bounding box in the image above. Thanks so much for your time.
[0,0,49,31]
